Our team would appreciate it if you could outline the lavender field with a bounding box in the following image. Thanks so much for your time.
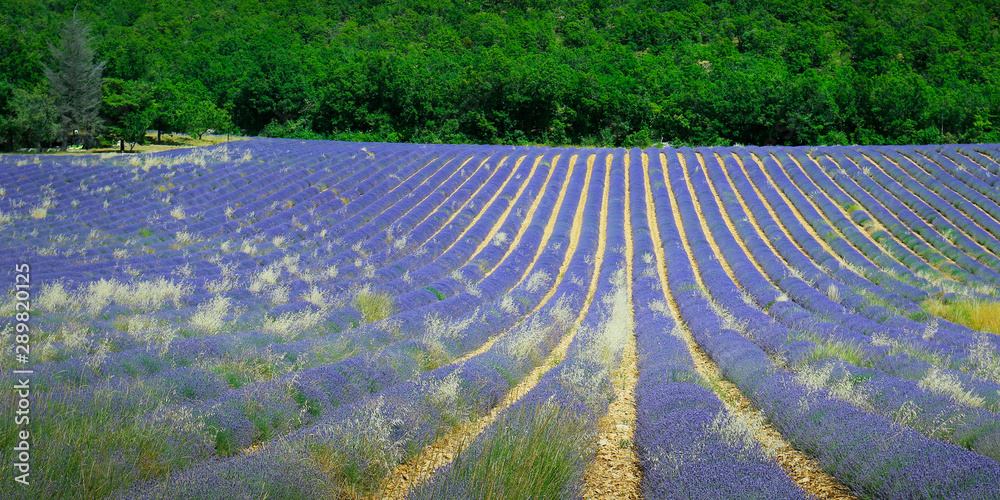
[2,139,1000,499]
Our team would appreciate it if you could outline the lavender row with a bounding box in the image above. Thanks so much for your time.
[834,147,1000,285]
[819,148,996,292]
[648,148,1000,500]
[868,147,1000,266]
[117,150,609,499]
[628,149,812,499]
[672,149,1000,462]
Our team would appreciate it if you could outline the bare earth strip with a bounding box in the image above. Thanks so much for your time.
[763,151,883,273]
[653,151,858,500]
[694,152,777,288]
[377,152,612,499]
[581,151,641,500]
[858,150,1000,262]
[815,151,971,284]
[470,153,550,260]
[744,152,854,272]
[438,153,525,258]
[451,153,589,365]
[897,149,1000,246]
[714,152,800,276]
[783,151,943,278]
[427,154,510,254]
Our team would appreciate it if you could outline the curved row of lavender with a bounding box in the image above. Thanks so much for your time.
[0,138,998,499]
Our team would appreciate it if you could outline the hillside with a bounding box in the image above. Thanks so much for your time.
[2,0,1000,148]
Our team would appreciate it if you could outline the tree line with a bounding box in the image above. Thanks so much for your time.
[2,0,1000,151]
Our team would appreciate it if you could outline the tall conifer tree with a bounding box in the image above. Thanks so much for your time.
[43,10,105,150]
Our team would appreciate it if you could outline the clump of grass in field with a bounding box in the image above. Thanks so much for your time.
[170,205,186,220]
[249,265,282,293]
[302,286,329,308]
[586,268,632,367]
[189,295,233,334]
[261,308,327,341]
[919,366,987,408]
[271,284,291,305]
[354,285,393,323]
[525,270,551,293]
[416,312,478,370]
[792,333,871,369]
[419,368,468,426]
[38,278,190,316]
[795,361,876,412]
[325,264,339,280]
[967,335,1000,385]
[170,230,200,249]
[240,238,258,255]
[37,282,73,311]
[201,349,290,389]
[307,397,412,497]
[0,377,212,499]
[923,298,1000,335]
[505,295,572,360]
[707,409,780,459]
[492,231,509,246]
[411,401,593,499]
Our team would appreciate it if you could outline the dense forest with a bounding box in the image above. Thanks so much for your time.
[2,0,1000,149]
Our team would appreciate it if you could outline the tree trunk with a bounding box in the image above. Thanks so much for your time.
[157,130,162,143]
[120,139,125,153]
[36,141,42,154]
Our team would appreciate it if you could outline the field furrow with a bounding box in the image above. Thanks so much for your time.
[2,139,999,500]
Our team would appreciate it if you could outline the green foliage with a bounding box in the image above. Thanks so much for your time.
[4,1,1000,148]
[102,77,156,151]
[411,402,594,499]
[353,288,394,323]
[43,12,105,149]
[10,84,58,152]
[179,98,233,140]
[425,286,446,301]
[924,298,1000,335]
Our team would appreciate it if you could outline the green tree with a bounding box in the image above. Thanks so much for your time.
[43,12,105,150]
[179,98,234,140]
[102,78,156,152]
[10,85,58,153]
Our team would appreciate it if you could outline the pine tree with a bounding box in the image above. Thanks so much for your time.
[43,11,105,150]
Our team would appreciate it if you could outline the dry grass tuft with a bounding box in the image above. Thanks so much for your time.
[924,298,1000,335]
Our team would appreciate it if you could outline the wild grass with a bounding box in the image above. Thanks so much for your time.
[788,330,872,369]
[169,205,186,220]
[410,401,594,500]
[307,397,413,497]
[261,309,327,342]
[0,376,213,499]
[870,332,951,367]
[795,361,876,413]
[707,409,781,459]
[189,295,234,335]
[918,366,988,409]
[37,278,190,316]
[199,349,293,389]
[354,286,394,323]
[923,298,1000,335]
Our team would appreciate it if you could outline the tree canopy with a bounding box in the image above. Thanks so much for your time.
[2,0,999,149]
[43,11,105,149]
